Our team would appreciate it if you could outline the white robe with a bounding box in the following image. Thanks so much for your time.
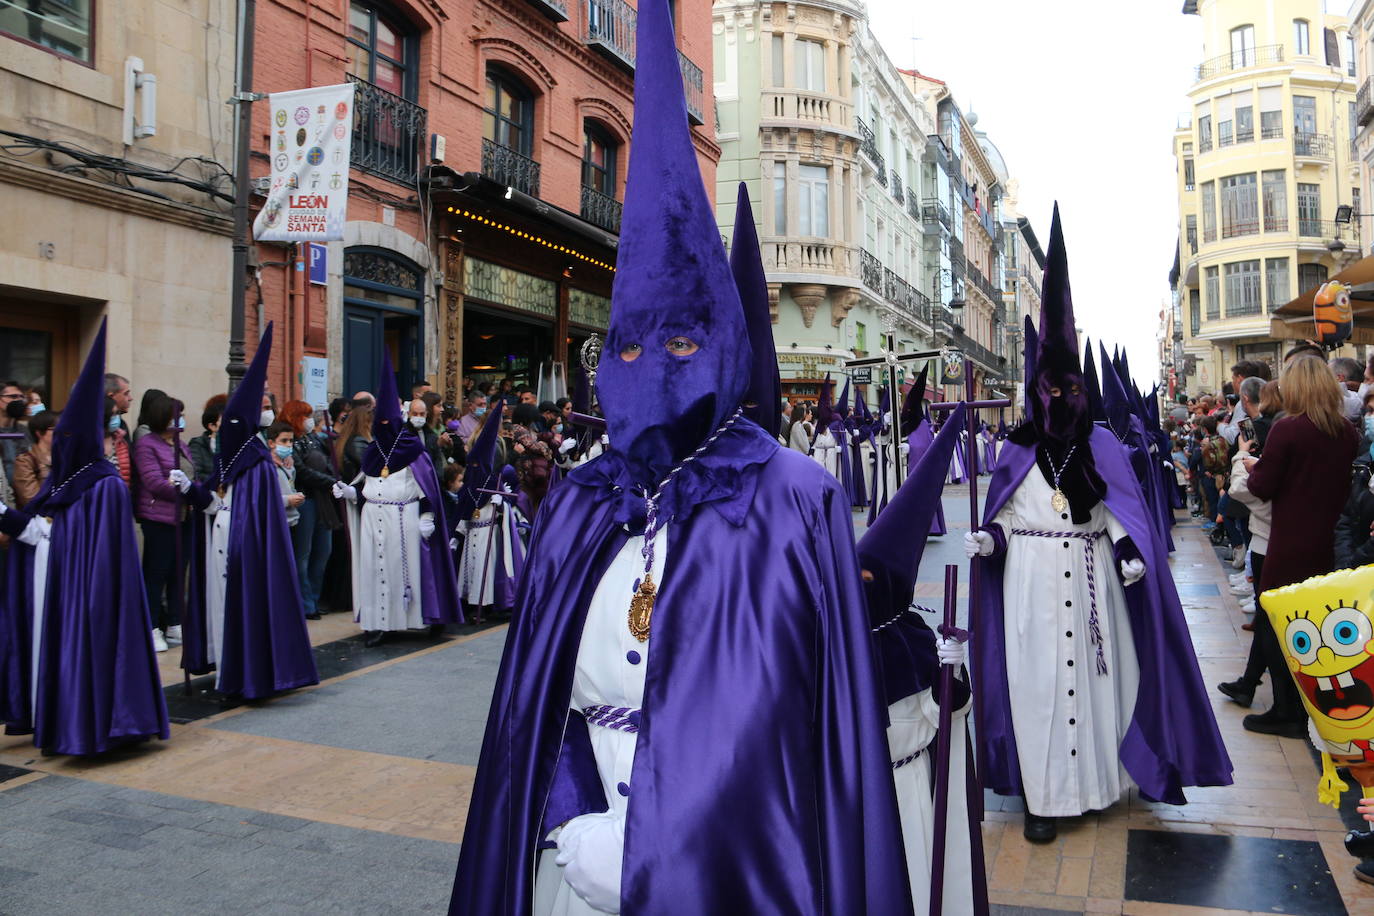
[812,428,840,479]
[457,499,522,608]
[888,689,974,916]
[991,468,1141,817]
[346,467,427,632]
[534,527,668,916]
[205,485,235,686]
[29,533,51,714]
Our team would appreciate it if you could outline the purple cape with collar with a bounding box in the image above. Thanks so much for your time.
[905,420,947,535]
[181,444,319,697]
[971,426,1232,804]
[448,420,913,915]
[1,462,170,753]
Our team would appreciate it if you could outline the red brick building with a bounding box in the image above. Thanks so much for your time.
[248,0,719,404]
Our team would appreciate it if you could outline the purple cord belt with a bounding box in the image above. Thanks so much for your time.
[891,747,924,770]
[1010,528,1108,675]
[583,705,641,733]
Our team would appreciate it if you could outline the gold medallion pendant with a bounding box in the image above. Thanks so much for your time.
[1051,488,1068,514]
[628,574,657,642]
[381,466,390,479]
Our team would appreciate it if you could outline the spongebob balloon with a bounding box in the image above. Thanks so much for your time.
[1263,564,1374,857]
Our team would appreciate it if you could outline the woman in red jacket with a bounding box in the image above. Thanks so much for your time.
[1240,355,1359,736]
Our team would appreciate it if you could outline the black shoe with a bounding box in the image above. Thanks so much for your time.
[428,623,446,639]
[1217,680,1255,708]
[1242,709,1306,738]
[363,630,385,648]
[1023,812,1057,843]
[305,612,322,621]
[1356,860,1374,886]
[1348,830,1374,859]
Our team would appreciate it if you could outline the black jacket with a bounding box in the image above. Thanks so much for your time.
[188,432,216,482]
[1334,455,1374,571]
[294,432,342,530]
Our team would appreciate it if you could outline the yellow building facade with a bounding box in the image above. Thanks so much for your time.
[1171,0,1358,394]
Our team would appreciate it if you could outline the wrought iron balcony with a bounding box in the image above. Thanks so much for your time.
[481,138,541,197]
[1294,132,1332,159]
[967,263,1003,302]
[585,0,636,72]
[580,185,622,233]
[1261,123,1284,140]
[524,0,568,22]
[679,51,705,125]
[856,117,887,186]
[347,74,427,187]
[948,237,965,278]
[891,172,904,204]
[1221,218,1259,239]
[1262,215,1287,233]
[859,247,883,293]
[1360,79,1374,127]
[1195,44,1283,80]
[921,198,951,230]
[906,194,922,222]
[1198,136,1213,153]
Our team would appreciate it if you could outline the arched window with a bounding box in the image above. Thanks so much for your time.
[484,66,535,157]
[582,122,618,197]
[348,1,416,99]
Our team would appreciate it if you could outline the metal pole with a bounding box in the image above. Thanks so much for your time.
[226,0,257,394]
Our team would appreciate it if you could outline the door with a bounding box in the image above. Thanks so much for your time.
[0,298,83,410]
[343,307,383,399]
[1230,25,1254,68]
[343,247,425,398]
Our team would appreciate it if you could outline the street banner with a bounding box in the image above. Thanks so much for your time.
[253,83,355,242]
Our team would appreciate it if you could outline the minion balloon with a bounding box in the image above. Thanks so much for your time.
[1263,564,1374,856]
[1312,280,1353,350]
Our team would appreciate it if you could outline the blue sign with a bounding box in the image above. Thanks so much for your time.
[307,243,327,285]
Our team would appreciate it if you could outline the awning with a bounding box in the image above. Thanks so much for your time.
[1270,253,1374,345]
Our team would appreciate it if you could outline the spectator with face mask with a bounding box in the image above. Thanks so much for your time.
[409,397,446,471]
[0,380,30,484]
[12,410,56,508]
[281,400,338,620]
[455,392,487,441]
[131,393,194,652]
[189,397,226,482]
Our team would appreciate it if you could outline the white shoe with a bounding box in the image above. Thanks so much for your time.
[151,629,169,652]
[1229,573,1248,585]
[1231,547,1246,569]
[1230,583,1253,595]
[1240,599,1256,613]
[164,625,182,646]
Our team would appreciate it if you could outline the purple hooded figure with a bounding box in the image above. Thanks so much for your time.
[453,404,522,620]
[179,323,319,698]
[0,319,170,755]
[859,403,978,912]
[337,350,463,646]
[448,1,911,912]
[900,367,946,536]
[729,182,782,441]
[811,373,843,478]
[966,206,1231,845]
[1099,343,1173,555]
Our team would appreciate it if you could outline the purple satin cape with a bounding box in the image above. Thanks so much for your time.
[906,422,947,535]
[182,446,319,697]
[971,427,1232,804]
[0,464,170,754]
[448,422,913,915]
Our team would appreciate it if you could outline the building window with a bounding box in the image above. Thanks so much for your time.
[771,34,784,86]
[1355,187,1363,219]
[1205,266,1220,320]
[1198,114,1213,153]
[1218,94,1234,147]
[1261,169,1286,231]
[1224,260,1262,317]
[1,0,91,62]
[1186,214,1198,253]
[1348,34,1358,77]
[1352,101,1360,142]
[773,173,786,235]
[1297,182,1321,235]
[1260,108,1283,139]
[1294,19,1310,56]
[484,67,534,157]
[348,1,415,98]
[1265,258,1289,310]
[798,165,829,237]
[582,122,617,196]
[1230,24,1255,67]
[1293,95,1317,137]
[1190,289,1201,335]
[1201,181,1217,242]
[855,322,867,352]
[794,39,825,93]
[1298,262,1329,293]
[1184,158,1195,190]
[1235,105,1253,143]
[1220,173,1258,238]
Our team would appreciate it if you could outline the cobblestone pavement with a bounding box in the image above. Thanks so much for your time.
[0,488,1369,915]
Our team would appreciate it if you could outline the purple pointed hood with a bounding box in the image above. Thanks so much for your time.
[218,322,274,473]
[835,377,851,428]
[858,402,966,601]
[362,349,424,476]
[1022,313,1038,413]
[1099,341,1133,439]
[1082,337,1106,423]
[1031,205,1091,447]
[46,317,109,491]
[596,0,751,486]
[815,374,834,430]
[899,365,929,431]
[730,182,780,439]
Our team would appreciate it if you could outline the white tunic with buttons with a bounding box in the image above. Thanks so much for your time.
[457,499,520,608]
[812,428,840,479]
[205,485,235,685]
[990,468,1141,817]
[533,527,667,916]
[349,467,426,632]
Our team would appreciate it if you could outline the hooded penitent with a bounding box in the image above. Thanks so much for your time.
[0,318,170,754]
[1021,314,1038,423]
[900,366,946,536]
[972,209,1232,806]
[1082,338,1106,424]
[730,182,782,440]
[181,323,319,698]
[363,350,424,477]
[449,1,911,911]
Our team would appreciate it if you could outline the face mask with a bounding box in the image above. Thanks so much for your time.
[274,444,293,459]
[474,407,487,417]
[5,401,26,420]
[304,418,316,434]
[108,416,121,431]
[409,416,426,428]
[1364,416,1374,439]
[553,423,564,434]
[259,410,275,428]
[28,402,45,416]
[176,416,186,430]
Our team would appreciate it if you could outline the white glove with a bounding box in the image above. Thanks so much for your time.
[883,411,893,427]
[1121,558,1146,586]
[169,469,192,493]
[418,513,435,539]
[898,442,910,457]
[204,494,227,517]
[491,494,504,507]
[555,812,624,914]
[963,530,994,558]
[332,481,357,502]
[17,516,52,547]
[448,537,459,551]
[599,433,610,446]
[559,438,578,455]
[936,636,965,667]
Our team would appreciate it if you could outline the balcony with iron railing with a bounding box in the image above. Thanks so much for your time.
[1297,218,1360,243]
[1194,44,1283,80]
[1261,122,1284,140]
[859,247,883,293]
[856,117,887,186]
[1294,132,1332,159]
[346,74,427,187]
[967,263,1003,303]
[580,185,622,233]
[891,172,904,204]
[1262,215,1288,233]
[679,51,705,125]
[1361,79,1374,127]
[906,194,921,223]
[481,138,541,197]
[585,0,636,71]
[523,0,568,22]
[948,237,965,277]
[1220,218,1259,240]
[921,198,951,230]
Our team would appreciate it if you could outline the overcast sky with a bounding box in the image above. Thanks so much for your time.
[865,0,1205,386]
